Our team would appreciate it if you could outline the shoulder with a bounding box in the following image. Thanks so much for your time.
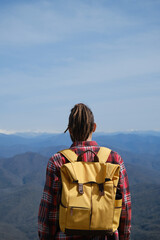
[107,149,124,165]
[108,149,129,179]
[47,152,66,172]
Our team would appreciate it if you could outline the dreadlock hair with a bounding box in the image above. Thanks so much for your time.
[65,103,95,142]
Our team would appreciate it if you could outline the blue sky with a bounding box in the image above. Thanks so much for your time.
[0,0,160,133]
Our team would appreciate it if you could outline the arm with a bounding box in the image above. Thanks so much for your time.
[118,155,131,240]
[38,158,61,240]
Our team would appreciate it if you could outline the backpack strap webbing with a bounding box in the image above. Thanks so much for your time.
[97,147,111,163]
[59,149,78,162]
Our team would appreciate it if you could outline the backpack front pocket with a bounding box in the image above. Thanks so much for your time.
[66,206,90,230]
[91,181,115,230]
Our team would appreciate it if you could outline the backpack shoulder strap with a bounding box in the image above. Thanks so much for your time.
[97,147,111,163]
[59,147,111,163]
[58,149,78,162]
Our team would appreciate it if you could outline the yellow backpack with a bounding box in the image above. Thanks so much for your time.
[58,147,122,236]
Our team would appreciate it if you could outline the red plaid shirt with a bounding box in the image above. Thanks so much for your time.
[38,141,131,240]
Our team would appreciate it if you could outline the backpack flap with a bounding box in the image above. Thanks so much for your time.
[61,161,120,184]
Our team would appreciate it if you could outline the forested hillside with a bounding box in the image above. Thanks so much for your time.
[0,132,160,240]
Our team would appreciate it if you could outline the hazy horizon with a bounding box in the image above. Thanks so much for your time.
[0,129,160,136]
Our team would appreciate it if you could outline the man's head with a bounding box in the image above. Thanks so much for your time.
[65,103,96,142]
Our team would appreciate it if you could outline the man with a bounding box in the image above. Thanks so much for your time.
[38,103,131,239]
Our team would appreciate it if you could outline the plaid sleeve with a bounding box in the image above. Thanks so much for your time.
[38,157,61,240]
[118,155,131,240]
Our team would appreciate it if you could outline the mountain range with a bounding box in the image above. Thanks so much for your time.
[0,132,160,240]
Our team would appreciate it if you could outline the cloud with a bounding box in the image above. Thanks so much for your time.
[0,129,16,134]
[0,0,141,46]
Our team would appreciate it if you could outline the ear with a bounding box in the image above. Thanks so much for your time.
[93,123,96,132]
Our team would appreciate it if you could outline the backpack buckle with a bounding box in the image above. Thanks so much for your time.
[78,183,84,194]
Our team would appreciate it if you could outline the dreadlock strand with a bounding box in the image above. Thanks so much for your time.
[67,103,94,142]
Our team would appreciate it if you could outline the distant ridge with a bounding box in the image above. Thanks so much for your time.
[1,129,160,136]
[0,131,160,158]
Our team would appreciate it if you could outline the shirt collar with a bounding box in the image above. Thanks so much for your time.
[71,141,98,147]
